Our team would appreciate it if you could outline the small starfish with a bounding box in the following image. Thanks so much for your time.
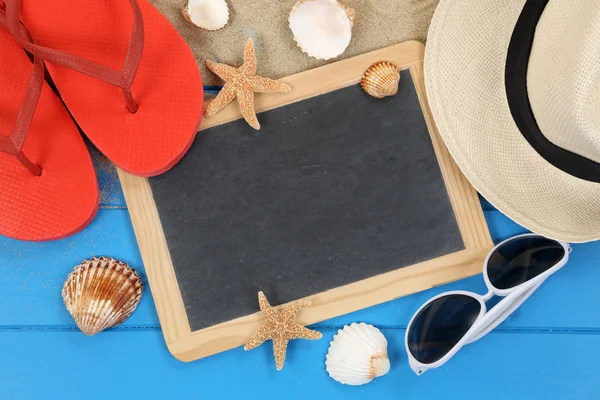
[244,291,322,370]
[205,38,292,130]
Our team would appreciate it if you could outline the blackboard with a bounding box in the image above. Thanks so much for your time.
[119,42,493,361]
[150,74,463,331]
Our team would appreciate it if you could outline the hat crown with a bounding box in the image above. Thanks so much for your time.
[527,0,600,163]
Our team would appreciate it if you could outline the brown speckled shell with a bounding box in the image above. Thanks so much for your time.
[360,61,400,99]
[62,257,143,336]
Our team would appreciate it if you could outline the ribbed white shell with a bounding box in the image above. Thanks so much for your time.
[325,323,390,385]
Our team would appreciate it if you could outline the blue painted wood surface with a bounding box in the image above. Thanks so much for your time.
[1,149,599,399]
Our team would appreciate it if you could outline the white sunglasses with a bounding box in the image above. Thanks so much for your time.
[405,233,571,375]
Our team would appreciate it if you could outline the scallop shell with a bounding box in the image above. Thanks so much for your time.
[325,322,391,386]
[289,0,355,60]
[62,257,143,336]
[361,61,400,98]
[183,0,229,31]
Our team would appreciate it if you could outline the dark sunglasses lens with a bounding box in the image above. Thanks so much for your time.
[408,294,481,364]
[487,236,565,290]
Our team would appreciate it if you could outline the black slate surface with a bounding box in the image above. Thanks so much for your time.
[149,71,464,331]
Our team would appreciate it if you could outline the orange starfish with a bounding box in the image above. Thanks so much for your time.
[205,38,292,130]
[244,291,322,370]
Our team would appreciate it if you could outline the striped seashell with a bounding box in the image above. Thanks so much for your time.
[62,257,143,336]
[361,61,401,99]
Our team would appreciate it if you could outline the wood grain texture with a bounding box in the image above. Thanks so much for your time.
[409,62,492,250]
[118,41,494,361]
[6,207,599,331]
[3,158,600,397]
[169,247,488,360]
[2,201,600,398]
[2,330,600,400]
[200,41,425,129]
[117,169,192,343]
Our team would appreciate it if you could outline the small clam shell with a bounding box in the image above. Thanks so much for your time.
[289,0,355,60]
[361,61,400,98]
[183,0,229,31]
[62,257,143,336]
[326,323,391,385]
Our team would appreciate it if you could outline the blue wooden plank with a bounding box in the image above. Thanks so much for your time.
[0,330,598,399]
[484,208,529,242]
[324,237,600,330]
[0,209,155,328]
[1,208,599,330]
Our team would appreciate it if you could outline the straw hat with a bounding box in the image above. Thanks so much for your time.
[425,0,600,242]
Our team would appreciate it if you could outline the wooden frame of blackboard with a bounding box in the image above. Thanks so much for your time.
[117,41,494,362]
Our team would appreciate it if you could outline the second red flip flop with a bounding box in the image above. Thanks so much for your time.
[7,0,204,177]
[0,10,99,241]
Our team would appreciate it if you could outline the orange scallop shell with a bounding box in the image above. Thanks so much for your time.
[360,61,400,99]
[62,257,143,336]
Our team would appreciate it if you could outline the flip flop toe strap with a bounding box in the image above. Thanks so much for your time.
[0,7,43,176]
[5,0,145,114]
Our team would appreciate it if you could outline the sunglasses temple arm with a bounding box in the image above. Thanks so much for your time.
[466,283,542,344]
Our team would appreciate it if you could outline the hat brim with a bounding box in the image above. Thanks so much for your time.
[425,0,600,242]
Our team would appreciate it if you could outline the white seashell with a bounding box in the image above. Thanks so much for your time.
[62,257,143,336]
[325,323,390,386]
[289,0,355,60]
[183,0,229,31]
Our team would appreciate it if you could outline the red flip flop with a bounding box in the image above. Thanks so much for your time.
[0,12,99,241]
[6,0,204,177]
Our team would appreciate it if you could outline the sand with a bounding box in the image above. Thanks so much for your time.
[150,0,439,86]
